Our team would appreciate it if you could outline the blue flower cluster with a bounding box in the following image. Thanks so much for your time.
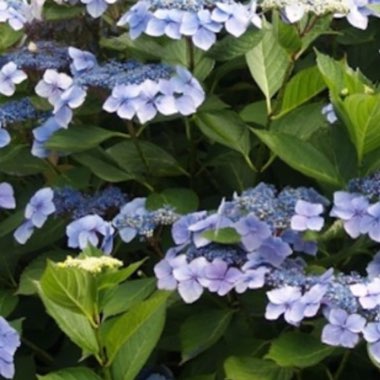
[0,317,21,379]
[54,186,127,219]
[113,197,180,242]
[13,186,179,254]
[118,0,262,50]
[32,47,204,126]
[0,41,71,71]
[0,98,40,148]
[146,178,380,364]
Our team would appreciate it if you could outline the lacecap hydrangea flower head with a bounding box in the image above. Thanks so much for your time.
[118,0,262,50]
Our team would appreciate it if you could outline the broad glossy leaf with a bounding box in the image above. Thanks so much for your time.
[0,290,18,317]
[102,278,156,318]
[17,250,68,295]
[107,141,188,177]
[37,367,102,380]
[146,188,199,214]
[37,284,99,354]
[253,129,342,187]
[46,125,128,153]
[337,93,380,162]
[278,67,326,117]
[180,309,233,362]
[73,151,135,182]
[40,262,97,319]
[266,332,334,368]
[209,29,264,61]
[105,292,169,368]
[224,356,293,380]
[202,228,241,245]
[194,111,250,158]
[246,29,289,111]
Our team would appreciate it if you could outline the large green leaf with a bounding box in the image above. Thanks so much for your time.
[107,140,188,177]
[271,103,327,141]
[105,291,169,365]
[245,28,289,112]
[0,290,18,317]
[46,125,128,153]
[102,278,156,319]
[146,188,199,214]
[17,250,68,295]
[194,111,251,159]
[40,262,96,319]
[208,29,264,61]
[163,39,215,80]
[266,332,334,368]
[37,284,99,354]
[278,66,326,117]
[224,357,293,380]
[108,292,169,380]
[336,93,380,162]
[315,51,370,97]
[253,129,342,186]
[37,367,102,380]
[0,24,23,52]
[73,150,135,182]
[180,309,233,362]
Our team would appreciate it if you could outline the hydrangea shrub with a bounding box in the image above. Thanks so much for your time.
[1,0,380,379]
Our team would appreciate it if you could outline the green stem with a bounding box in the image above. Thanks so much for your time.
[21,337,54,365]
[184,118,197,184]
[126,120,151,177]
[334,350,350,380]
[186,37,195,73]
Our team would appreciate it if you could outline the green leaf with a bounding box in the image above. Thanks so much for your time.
[245,28,289,112]
[240,101,268,126]
[105,292,168,364]
[44,4,83,20]
[37,367,102,380]
[0,146,49,176]
[180,309,233,362]
[107,292,169,380]
[194,111,251,159]
[97,260,145,290]
[102,278,156,319]
[273,14,301,53]
[336,93,380,162]
[39,262,96,319]
[100,33,163,60]
[266,332,334,368]
[17,250,68,295]
[107,141,188,177]
[271,103,327,141]
[208,29,264,61]
[300,16,333,52]
[146,188,199,214]
[0,210,24,238]
[0,290,18,317]
[73,150,135,182]
[45,125,128,153]
[0,24,23,52]
[253,129,342,187]
[224,357,293,380]
[315,51,370,97]
[37,284,99,354]
[202,228,241,245]
[163,39,215,81]
[278,66,326,117]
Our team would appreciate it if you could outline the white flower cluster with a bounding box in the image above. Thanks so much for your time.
[58,255,123,274]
